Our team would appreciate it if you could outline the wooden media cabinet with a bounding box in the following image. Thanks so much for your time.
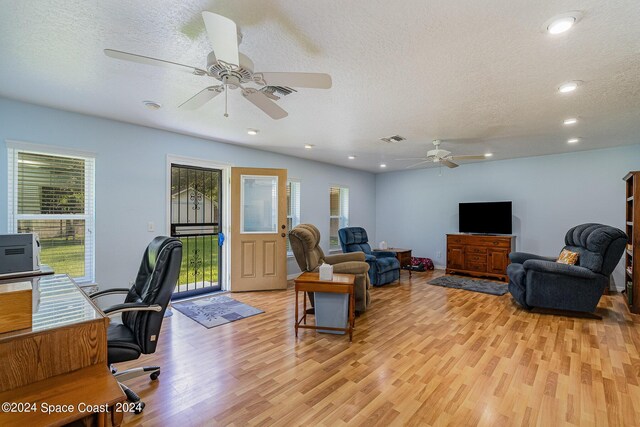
[446,234,516,282]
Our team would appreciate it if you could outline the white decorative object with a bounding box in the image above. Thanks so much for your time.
[319,262,334,281]
[379,241,388,250]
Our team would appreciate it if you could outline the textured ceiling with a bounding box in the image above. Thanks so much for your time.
[0,0,639,172]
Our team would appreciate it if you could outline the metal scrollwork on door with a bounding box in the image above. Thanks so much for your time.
[189,248,203,279]
[189,186,203,212]
[170,164,223,296]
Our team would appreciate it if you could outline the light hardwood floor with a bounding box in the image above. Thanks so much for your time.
[118,270,640,426]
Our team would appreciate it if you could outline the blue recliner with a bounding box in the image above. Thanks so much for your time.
[338,227,400,286]
[507,223,627,313]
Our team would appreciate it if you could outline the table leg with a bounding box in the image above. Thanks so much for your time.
[349,289,355,342]
[111,406,124,427]
[295,288,299,337]
[303,292,307,325]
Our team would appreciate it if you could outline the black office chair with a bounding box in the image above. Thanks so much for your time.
[90,236,182,413]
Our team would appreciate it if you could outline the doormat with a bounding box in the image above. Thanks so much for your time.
[428,275,508,296]
[172,295,264,328]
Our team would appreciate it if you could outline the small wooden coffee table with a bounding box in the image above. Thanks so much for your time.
[294,272,356,341]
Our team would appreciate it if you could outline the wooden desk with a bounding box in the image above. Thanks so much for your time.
[294,272,355,341]
[0,274,126,426]
[0,365,125,427]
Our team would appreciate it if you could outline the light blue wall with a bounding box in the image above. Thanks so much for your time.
[0,97,376,288]
[376,144,640,289]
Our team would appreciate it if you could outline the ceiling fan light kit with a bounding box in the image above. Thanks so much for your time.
[104,11,332,120]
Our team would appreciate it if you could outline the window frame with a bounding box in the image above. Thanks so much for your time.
[7,141,96,283]
[286,179,301,256]
[329,185,349,251]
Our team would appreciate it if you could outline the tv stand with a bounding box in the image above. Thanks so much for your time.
[446,234,516,282]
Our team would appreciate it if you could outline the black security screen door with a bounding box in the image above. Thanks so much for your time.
[170,164,222,298]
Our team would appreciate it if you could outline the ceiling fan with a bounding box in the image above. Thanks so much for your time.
[104,11,332,120]
[396,140,488,169]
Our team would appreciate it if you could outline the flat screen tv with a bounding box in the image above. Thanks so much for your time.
[459,201,512,234]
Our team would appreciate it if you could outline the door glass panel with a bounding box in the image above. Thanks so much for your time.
[241,175,278,233]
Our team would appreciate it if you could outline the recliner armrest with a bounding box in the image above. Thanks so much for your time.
[509,252,556,264]
[324,252,366,264]
[372,250,396,258]
[102,302,162,317]
[331,261,370,275]
[89,288,130,300]
[523,259,598,280]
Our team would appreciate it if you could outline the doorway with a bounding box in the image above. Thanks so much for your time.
[170,163,223,298]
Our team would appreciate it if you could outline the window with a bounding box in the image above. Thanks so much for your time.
[8,146,95,283]
[286,180,301,255]
[329,186,349,251]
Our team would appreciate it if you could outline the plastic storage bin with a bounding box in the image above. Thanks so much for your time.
[314,292,349,334]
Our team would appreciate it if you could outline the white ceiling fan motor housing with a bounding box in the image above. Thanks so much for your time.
[207,52,254,88]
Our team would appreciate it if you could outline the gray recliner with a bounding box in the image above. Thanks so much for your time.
[507,223,627,313]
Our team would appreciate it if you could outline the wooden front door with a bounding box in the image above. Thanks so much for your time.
[230,168,287,291]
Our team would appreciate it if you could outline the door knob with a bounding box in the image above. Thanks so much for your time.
[281,224,286,229]
[281,233,286,237]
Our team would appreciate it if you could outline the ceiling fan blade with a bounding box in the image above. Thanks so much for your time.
[179,86,224,110]
[450,155,487,160]
[405,160,431,169]
[394,157,426,161]
[257,72,332,89]
[242,89,288,120]
[441,159,459,168]
[202,12,239,68]
[104,49,207,75]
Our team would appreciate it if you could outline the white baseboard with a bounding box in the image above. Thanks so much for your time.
[288,273,301,280]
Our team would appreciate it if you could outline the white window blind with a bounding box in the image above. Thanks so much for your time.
[286,180,301,255]
[329,186,349,251]
[8,147,95,283]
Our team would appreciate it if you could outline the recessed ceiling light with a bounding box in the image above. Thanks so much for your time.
[348,155,356,160]
[247,128,259,135]
[548,17,575,34]
[304,144,314,149]
[484,153,493,157]
[568,138,580,144]
[558,81,580,93]
[563,118,578,125]
[543,12,582,35]
[380,163,387,168]
[143,100,161,110]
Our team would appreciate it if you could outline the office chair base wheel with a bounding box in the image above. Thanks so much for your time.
[150,370,160,381]
[123,386,140,403]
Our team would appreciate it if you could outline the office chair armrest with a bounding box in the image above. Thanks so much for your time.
[89,288,131,300]
[102,302,163,317]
